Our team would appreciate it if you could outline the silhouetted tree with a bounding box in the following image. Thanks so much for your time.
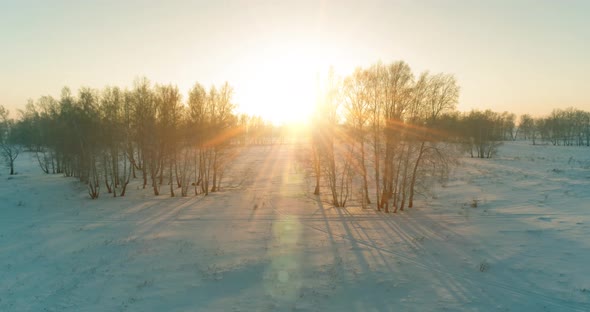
[0,106,22,175]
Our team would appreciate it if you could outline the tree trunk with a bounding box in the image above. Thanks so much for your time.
[359,139,370,205]
[211,150,218,192]
[312,144,321,195]
[158,158,164,185]
[400,143,413,211]
[175,155,181,188]
[392,146,404,213]
[103,154,112,194]
[314,152,321,195]
[169,157,175,197]
[373,137,381,211]
[409,142,426,208]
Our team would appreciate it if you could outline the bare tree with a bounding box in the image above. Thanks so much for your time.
[0,106,22,175]
[379,61,414,213]
[366,63,385,209]
[312,68,351,207]
[519,114,534,141]
[407,72,459,208]
[343,68,371,205]
[210,82,237,192]
[155,84,182,197]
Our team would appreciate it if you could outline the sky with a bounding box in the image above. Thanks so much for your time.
[1,0,589,123]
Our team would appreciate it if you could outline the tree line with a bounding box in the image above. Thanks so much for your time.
[437,107,590,159]
[519,108,590,146]
[2,66,589,205]
[3,78,244,199]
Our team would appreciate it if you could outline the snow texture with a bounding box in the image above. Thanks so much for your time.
[1,142,590,311]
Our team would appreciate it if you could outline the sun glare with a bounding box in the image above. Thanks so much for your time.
[236,51,325,125]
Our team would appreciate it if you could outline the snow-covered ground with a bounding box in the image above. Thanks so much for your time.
[1,142,590,311]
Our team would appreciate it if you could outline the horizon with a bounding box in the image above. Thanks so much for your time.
[3,2,590,310]
[1,0,589,122]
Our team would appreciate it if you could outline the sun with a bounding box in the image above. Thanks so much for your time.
[236,51,324,125]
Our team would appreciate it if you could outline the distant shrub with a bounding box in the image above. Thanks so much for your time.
[479,261,489,272]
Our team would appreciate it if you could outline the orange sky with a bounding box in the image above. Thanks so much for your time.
[1,0,589,122]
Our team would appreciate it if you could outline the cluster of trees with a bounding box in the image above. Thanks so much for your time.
[437,107,590,158]
[436,110,516,158]
[306,61,590,212]
[308,84,590,210]
[309,61,459,212]
[11,78,240,199]
[444,108,590,156]
[519,108,590,146]
[236,115,288,145]
[448,108,590,152]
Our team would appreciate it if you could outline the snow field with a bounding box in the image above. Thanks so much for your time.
[1,142,589,311]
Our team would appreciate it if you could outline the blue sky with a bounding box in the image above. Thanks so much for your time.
[1,0,589,121]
